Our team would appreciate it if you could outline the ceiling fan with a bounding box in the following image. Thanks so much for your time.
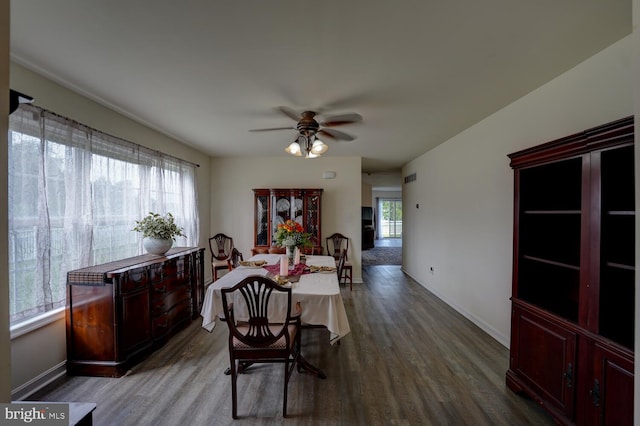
[249,107,362,158]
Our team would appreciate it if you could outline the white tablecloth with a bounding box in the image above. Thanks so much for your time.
[200,254,351,344]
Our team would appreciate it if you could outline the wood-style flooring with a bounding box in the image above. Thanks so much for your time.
[29,265,554,425]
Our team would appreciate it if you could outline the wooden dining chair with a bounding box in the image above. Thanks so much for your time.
[219,275,302,419]
[227,248,244,271]
[337,248,350,290]
[326,233,352,289]
[209,233,233,281]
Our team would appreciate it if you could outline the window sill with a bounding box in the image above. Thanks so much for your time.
[10,307,66,340]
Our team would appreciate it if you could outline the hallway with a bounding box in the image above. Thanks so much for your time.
[374,237,402,248]
[362,237,402,266]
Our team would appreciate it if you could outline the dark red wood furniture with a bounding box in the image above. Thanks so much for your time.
[220,275,302,418]
[66,247,205,377]
[209,233,234,281]
[506,117,634,425]
[252,188,323,255]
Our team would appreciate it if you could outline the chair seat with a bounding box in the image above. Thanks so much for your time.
[232,324,298,350]
[212,259,228,268]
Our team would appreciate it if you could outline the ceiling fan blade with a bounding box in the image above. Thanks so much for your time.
[249,126,295,132]
[277,106,301,121]
[320,113,363,127]
[318,128,357,141]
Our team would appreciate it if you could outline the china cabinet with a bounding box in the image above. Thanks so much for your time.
[253,188,323,254]
[66,247,205,377]
[506,116,634,425]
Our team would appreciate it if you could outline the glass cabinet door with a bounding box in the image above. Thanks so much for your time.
[597,144,635,349]
[516,156,583,322]
[305,191,321,247]
[253,188,322,251]
[254,190,270,247]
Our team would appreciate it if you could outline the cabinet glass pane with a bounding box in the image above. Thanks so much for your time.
[255,195,269,246]
[272,194,292,245]
[600,145,635,267]
[519,157,582,211]
[306,194,320,245]
[519,212,581,267]
[599,144,635,348]
[293,197,303,224]
[601,145,634,212]
[599,265,634,349]
[518,257,579,322]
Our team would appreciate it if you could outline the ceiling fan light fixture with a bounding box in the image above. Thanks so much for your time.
[285,141,302,156]
[311,139,328,155]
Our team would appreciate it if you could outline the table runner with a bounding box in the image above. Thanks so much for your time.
[262,262,309,276]
[67,247,199,285]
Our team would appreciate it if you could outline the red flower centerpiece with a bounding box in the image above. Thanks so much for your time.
[275,219,312,264]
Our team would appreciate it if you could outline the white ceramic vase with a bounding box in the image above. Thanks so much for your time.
[143,237,173,256]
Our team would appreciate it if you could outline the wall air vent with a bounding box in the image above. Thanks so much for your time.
[404,173,416,184]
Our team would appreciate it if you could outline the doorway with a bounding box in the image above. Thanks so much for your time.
[379,199,402,238]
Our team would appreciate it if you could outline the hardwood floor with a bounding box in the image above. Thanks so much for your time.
[30,265,554,425]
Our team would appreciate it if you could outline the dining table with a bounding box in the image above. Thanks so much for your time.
[200,253,351,345]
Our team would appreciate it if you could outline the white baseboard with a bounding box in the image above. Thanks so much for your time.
[402,268,509,348]
[12,361,66,401]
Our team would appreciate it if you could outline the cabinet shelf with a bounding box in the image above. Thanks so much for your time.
[605,262,635,271]
[523,210,581,215]
[521,255,580,270]
[607,210,635,216]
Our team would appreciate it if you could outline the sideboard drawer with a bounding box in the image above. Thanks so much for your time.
[119,267,148,294]
[151,285,191,317]
[152,299,192,340]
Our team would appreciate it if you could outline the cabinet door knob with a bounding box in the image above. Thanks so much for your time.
[563,362,573,388]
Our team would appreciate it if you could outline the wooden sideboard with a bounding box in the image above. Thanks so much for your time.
[65,247,204,377]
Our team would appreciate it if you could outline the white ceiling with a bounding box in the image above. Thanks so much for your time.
[10,1,631,175]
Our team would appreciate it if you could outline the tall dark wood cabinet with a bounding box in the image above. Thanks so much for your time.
[506,117,635,425]
[253,188,323,254]
[66,247,205,377]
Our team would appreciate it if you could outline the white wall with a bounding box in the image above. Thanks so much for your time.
[403,35,633,347]
[1,0,10,403]
[8,63,213,398]
[361,182,372,207]
[209,156,362,282]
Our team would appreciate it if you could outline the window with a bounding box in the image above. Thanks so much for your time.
[380,199,402,238]
[8,105,199,325]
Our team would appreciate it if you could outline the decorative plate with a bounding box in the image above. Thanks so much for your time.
[276,199,290,212]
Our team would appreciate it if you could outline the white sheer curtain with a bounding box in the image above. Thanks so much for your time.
[8,104,199,324]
